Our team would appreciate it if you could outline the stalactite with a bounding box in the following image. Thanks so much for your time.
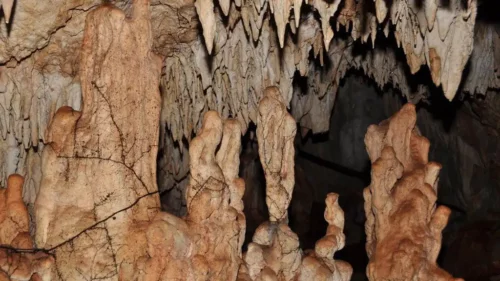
[192,0,478,100]
[0,0,496,199]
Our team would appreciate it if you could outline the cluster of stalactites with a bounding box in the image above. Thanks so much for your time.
[363,103,462,281]
[194,0,477,100]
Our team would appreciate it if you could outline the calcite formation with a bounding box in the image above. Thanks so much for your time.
[137,111,246,281]
[363,103,462,281]
[0,0,498,205]
[240,87,352,281]
[256,86,296,223]
[0,0,497,279]
[34,1,163,279]
[296,193,352,281]
[0,0,14,23]
[0,174,53,281]
[241,87,302,281]
[194,0,477,100]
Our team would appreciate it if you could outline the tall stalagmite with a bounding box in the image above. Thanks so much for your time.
[363,103,462,281]
[33,0,163,279]
[240,87,352,281]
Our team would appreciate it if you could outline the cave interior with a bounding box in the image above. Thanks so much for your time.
[0,0,499,280]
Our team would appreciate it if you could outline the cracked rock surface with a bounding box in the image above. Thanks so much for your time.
[137,111,246,281]
[0,174,54,281]
[33,1,162,279]
[0,0,498,210]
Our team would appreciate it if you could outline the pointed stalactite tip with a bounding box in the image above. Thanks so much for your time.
[2,0,14,24]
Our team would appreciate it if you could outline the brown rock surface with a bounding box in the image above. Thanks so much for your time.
[0,174,53,281]
[242,87,302,281]
[241,87,352,281]
[363,103,463,281]
[296,193,352,281]
[136,111,246,281]
[34,1,162,279]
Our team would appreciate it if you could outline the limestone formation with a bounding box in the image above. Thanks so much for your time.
[0,174,53,281]
[34,1,163,279]
[296,193,352,281]
[363,103,462,281]
[0,0,498,204]
[137,111,246,281]
[256,86,296,223]
[0,0,14,24]
[241,87,352,281]
[242,87,302,281]
[0,0,497,280]
[194,0,478,100]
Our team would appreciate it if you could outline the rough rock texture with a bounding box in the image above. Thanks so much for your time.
[136,111,246,281]
[241,87,302,281]
[256,87,296,223]
[240,87,352,281]
[296,193,352,281]
[296,75,500,280]
[0,174,53,281]
[363,103,461,281]
[0,0,498,210]
[194,0,478,100]
[34,1,163,280]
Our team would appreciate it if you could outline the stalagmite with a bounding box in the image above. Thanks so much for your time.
[34,1,163,279]
[243,87,302,281]
[241,87,352,281]
[0,174,54,280]
[0,0,492,195]
[138,112,246,281]
[0,0,497,279]
[296,193,352,281]
[256,87,296,223]
[363,103,463,281]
